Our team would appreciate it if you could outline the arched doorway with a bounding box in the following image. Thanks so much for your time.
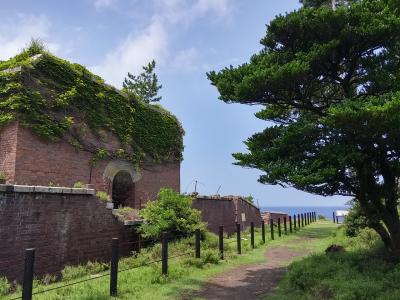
[112,171,134,208]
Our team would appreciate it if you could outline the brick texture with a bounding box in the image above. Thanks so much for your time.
[192,196,262,235]
[0,122,18,182]
[0,122,180,208]
[0,191,138,282]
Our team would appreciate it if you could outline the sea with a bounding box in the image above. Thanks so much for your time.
[260,206,350,222]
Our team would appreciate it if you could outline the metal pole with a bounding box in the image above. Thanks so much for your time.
[162,232,168,275]
[22,248,35,300]
[236,223,242,254]
[219,225,224,260]
[110,238,119,297]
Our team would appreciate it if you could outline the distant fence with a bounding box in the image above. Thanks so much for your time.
[10,211,317,300]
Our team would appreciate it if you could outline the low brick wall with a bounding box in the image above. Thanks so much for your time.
[193,196,262,235]
[0,185,138,282]
[261,211,289,224]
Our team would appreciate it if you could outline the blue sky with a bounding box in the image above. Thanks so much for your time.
[0,0,350,207]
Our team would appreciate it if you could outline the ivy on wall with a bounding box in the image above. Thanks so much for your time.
[0,46,184,164]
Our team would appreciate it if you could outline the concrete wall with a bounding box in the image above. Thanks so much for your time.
[0,186,138,282]
[0,122,180,209]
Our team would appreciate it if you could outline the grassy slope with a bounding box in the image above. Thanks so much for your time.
[4,222,337,300]
[267,223,400,300]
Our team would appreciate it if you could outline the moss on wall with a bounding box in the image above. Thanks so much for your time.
[0,47,184,164]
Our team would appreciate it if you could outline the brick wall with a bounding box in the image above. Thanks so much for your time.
[0,189,138,282]
[192,196,262,235]
[0,122,180,209]
[192,198,237,235]
[134,162,180,208]
[261,212,289,224]
[0,122,18,182]
[234,198,263,230]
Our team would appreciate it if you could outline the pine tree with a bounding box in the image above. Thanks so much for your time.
[123,60,162,103]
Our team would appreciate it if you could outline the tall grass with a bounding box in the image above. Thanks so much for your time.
[268,226,400,300]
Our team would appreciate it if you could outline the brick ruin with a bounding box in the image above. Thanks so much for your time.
[0,121,180,210]
[193,195,263,235]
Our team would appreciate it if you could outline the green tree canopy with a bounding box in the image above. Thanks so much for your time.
[123,60,162,103]
[208,0,400,258]
[300,0,357,8]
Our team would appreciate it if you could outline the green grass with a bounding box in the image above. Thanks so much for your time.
[4,221,336,300]
[267,224,400,300]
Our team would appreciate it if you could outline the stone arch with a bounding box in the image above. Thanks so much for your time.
[103,160,141,208]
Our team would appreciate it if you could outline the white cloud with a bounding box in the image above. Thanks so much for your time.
[94,0,118,10]
[0,14,58,61]
[171,48,200,72]
[91,18,168,87]
[92,0,234,85]
[155,0,233,24]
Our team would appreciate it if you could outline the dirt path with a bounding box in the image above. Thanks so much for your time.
[184,238,312,300]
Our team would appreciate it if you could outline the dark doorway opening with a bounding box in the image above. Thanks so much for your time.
[112,171,134,208]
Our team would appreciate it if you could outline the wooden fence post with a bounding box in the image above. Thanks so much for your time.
[270,219,274,240]
[289,216,293,233]
[333,212,336,223]
[162,232,168,275]
[294,215,297,230]
[250,222,255,249]
[284,217,287,235]
[22,248,35,300]
[110,238,119,297]
[261,220,266,243]
[195,229,201,258]
[236,223,242,254]
[298,214,301,228]
[278,218,281,237]
[219,225,224,260]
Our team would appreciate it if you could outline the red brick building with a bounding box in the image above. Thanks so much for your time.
[0,121,180,209]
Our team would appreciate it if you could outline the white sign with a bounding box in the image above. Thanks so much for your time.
[336,210,349,217]
[241,213,246,222]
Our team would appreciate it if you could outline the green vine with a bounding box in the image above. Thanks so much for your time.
[0,47,184,165]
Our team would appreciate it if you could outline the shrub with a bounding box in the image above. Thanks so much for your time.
[73,181,84,188]
[318,215,326,220]
[0,277,10,297]
[344,200,370,237]
[114,207,140,221]
[139,188,205,240]
[96,191,111,202]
